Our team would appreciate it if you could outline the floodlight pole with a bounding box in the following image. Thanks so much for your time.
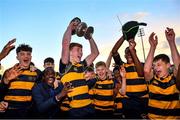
[138,28,146,62]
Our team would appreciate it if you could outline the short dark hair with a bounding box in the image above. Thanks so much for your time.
[125,46,136,53]
[42,67,55,79]
[69,42,82,50]
[153,54,170,64]
[95,61,106,68]
[85,66,94,73]
[44,57,54,64]
[16,44,32,54]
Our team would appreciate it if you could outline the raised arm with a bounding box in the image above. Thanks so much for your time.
[111,36,125,55]
[165,27,180,72]
[0,38,16,61]
[119,66,126,96]
[112,36,125,66]
[61,23,73,64]
[129,39,144,77]
[144,32,158,81]
[106,51,112,69]
[85,36,99,66]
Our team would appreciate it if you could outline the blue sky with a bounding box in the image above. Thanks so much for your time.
[0,0,180,71]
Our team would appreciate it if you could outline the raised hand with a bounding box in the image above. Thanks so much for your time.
[0,38,16,61]
[69,18,80,32]
[165,27,175,43]
[119,66,126,79]
[0,101,8,112]
[56,82,72,101]
[149,32,158,49]
[129,39,136,50]
[3,64,23,84]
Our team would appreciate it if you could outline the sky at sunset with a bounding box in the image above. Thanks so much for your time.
[0,0,180,72]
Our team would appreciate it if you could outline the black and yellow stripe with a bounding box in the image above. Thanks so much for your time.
[123,63,148,98]
[60,97,70,111]
[4,69,39,109]
[60,62,91,108]
[114,92,123,113]
[93,79,115,111]
[148,74,180,119]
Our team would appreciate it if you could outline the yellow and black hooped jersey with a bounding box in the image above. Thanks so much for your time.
[123,63,148,98]
[148,74,180,119]
[114,92,123,113]
[59,60,91,109]
[60,97,70,111]
[4,68,41,109]
[93,79,116,111]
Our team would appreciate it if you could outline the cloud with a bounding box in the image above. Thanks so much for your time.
[176,37,180,45]
[117,11,149,23]
[160,41,169,49]
[160,36,180,49]
[133,12,150,20]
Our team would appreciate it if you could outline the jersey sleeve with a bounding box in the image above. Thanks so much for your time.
[59,59,67,75]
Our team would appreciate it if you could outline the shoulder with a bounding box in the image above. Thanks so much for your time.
[32,82,44,91]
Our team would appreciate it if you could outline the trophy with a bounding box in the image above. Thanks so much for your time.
[71,17,94,39]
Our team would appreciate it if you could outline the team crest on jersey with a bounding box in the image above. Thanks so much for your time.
[97,85,102,88]
[73,67,78,72]
[153,80,159,85]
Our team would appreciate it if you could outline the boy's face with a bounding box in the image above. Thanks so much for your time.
[70,46,82,63]
[153,59,170,78]
[17,51,32,69]
[44,69,55,86]
[96,65,107,80]
[125,48,133,64]
[84,71,95,80]
[44,62,54,69]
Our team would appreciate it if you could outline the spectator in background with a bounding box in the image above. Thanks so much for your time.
[43,57,61,88]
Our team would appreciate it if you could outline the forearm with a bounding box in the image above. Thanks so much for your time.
[86,37,99,66]
[112,36,124,54]
[130,50,144,76]
[144,47,155,80]
[168,41,180,70]
[119,78,126,96]
[89,37,99,58]
[61,26,72,64]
